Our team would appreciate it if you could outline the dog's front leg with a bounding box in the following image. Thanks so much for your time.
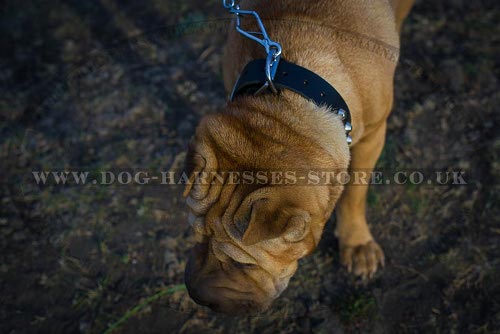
[335,123,387,279]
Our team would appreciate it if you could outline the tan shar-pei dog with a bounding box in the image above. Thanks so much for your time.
[183,0,414,313]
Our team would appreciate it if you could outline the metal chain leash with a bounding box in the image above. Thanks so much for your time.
[222,0,282,93]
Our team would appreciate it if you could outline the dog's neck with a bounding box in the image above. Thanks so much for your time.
[226,92,350,164]
[280,92,350,160]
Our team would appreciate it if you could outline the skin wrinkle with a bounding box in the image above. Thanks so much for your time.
[228,119,288,159]
[199,124,241,171]
[239,250,291,296]
[240,268,272,296]
[234,97,301,139]
[253,242,284,270]
[218,261,270,297]
[222,184,248,228]
[219,242,259,265]
[217,179,238,214]
[206,114,260,165]
[204,177,236,232]
[185,155,207,200]
[238,123,288,156]
[186,181,222,216]
[218,235,287,295]
[211,143,240,169]
[211,239,228,263]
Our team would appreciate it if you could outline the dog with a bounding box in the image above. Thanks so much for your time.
[183,0,414,314]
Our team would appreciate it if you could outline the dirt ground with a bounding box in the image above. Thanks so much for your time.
[1,0,499,333]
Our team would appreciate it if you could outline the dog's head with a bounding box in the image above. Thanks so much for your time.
[183,97,349,314]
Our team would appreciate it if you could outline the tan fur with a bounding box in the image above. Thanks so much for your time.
[184,0,414,313]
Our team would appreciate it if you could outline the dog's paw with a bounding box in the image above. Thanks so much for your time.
[340,240,385,280]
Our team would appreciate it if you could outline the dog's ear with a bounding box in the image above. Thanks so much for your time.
[282,211,311,243]
[236,198,311,246]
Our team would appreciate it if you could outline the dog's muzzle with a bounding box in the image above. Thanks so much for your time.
[184,241,286,314]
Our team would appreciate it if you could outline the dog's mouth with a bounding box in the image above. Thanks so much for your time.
[184,240,289,314]
[188,280,265,314]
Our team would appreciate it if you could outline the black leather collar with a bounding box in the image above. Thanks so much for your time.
[230,59,352,129]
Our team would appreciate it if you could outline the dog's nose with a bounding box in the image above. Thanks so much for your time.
[185,278,268,314]
[208,295,261,314]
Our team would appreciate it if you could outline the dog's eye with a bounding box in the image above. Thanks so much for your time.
[229,258,256,269]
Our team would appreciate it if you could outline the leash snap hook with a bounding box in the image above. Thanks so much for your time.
[264,48,280,94]
[254,48,280,96]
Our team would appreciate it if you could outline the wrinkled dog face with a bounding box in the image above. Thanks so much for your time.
[183,113,348,314]
[185,184,332,313]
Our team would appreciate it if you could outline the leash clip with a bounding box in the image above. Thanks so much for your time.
[222,0,282,95]
[254,48,280,95]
